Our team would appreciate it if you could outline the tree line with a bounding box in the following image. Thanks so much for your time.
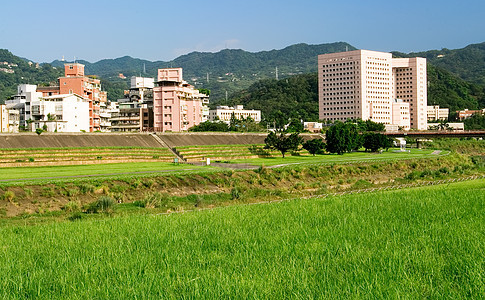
[264,120,394,157]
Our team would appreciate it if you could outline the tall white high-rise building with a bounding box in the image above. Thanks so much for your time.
[318,50,427,130]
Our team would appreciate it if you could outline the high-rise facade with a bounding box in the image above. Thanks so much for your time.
[318,50,427,130]
[153,68,208,132]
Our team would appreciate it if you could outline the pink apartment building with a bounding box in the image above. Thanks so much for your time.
[153,68,204,132]
[318,50,427,130]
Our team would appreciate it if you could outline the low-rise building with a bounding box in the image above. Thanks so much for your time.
[110,77,155,132]
[209,105,261,124]
[99,101,119,132]
[456,108,485,120]
[1,104,20,132]
[30,94,89,132]
[5,84,43,128]
[427,122,464,131]
[303,122,323,133]
[110,101,153,132]
[427,105,449,121]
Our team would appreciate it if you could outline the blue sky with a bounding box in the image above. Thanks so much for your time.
[1,0,483,63]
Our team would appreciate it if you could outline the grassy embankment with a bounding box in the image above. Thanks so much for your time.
[0,149,482,220]
[0,147,176,167]
[0,148,437,183]
[0,179,483,298]
[0,138,483,219]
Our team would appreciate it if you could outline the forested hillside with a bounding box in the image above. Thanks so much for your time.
[228,73,319,125]
[393,42,485,85]
[427,64,485,111]
[0,50,62,103]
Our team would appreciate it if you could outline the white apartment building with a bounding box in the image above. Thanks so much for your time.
[0,104,9,132]
[131,76,155,90]
[209,105,261,124]
[30,94,89,132]
[5,84,43,128]
[1,104,19,133]
[318,50,427,130]
[427,105,449,121]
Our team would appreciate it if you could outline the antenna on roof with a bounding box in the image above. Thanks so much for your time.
[143,63,146,74]
[346,45,348,52]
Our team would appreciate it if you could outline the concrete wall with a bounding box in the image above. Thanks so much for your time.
[0,133,161,148]
[160,133,268,147]
[0,132,324,149]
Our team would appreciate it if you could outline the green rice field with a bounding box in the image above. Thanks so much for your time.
[0,179,483,298]
[0,148,447,184]
[0,162,211,182]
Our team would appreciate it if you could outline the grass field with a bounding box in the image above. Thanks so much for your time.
[0,179,483,298]
[230,148,443,166]
[0,162,211,182]
[0,149,445,184]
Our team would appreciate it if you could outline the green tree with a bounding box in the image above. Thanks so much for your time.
[363,133,394,152]
[264,132,303,158]
[189,121,229,132]
[229,112,239,131]
[198,88,210,96]
[356,119,386,132]
[286,119,304,133]
[302,138,325,156]
[325,122,361,155]
[464,114,485,130]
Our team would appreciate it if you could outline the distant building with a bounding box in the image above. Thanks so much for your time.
[456,108,485,120]
[303,122,323,133]
[153,68,208,132]
[427,105,449,121]
[30,94,90,132]
[37,63,107,132]
[5,84,43,128]
[0,104,20,133]
[209,105,261,124]
[99,101,118,132]
[110,77,155,132]
[427,122,464,131]
[318,49,427,130]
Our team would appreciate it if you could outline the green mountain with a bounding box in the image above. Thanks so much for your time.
[49,42,355,101]
[427,64,485,111]
[2,41,485,116]
[227,73,319,124]
[393,42,485,86]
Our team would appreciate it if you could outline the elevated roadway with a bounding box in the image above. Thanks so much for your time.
[384,131,485,139]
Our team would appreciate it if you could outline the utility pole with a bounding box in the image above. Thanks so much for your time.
[275,67,278,80]
[207,73,209,83]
